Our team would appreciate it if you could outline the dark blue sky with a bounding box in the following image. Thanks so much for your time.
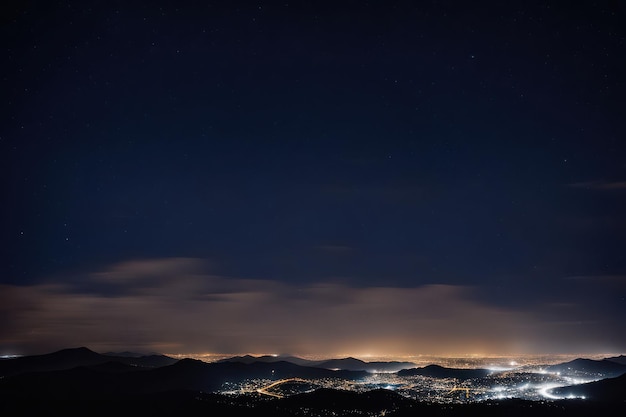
[2,1,626,356]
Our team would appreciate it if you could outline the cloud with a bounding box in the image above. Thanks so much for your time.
[1,258,624,356]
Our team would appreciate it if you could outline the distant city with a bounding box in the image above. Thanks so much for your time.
[195,352,623,403]
[2,347,625,416]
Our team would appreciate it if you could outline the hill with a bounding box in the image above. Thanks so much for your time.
[604,354,626,365]
[550,372,626,402]
[397,364,492,380]
[220,355,416,372]
[316,357,415,372]
[546,358,626,378]
[0,357,368,397]
[0,347,177,377]
[218,354,320,367]
[132,359,368,393]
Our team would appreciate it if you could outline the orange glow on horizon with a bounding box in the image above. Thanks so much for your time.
[163,350,620,365]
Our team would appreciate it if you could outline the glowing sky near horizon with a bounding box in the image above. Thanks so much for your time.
[1,257,624,356]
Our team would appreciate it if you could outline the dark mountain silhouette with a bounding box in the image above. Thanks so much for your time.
[0,347,177,377]
[132,359,368,393]
[0,347,103,377]
[550,372,626,402]
[2,349,626,417]
[546,358,626,378]
[127,354,178,368]
[397,364,492,380]
[316,357,415,372]
[219,354,275,364]
[219,354,320,367]
[604,354,626,365]
[220,354,416,372]
[314,357,366,369]
[3,348,626,417]
[0,357,368,398]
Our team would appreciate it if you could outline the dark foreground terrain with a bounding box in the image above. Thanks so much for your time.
[1,388,624,417]
[2,348,625,416]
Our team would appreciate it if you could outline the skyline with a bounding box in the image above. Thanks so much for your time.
[2,1,626,357]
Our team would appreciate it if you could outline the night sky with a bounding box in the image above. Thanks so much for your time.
[2,1,626,357]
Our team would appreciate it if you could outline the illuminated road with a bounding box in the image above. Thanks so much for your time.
[447,386,483,399]
[257,378,310,398]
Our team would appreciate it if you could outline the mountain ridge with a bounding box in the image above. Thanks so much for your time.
[219,354,416,372]
[546,358,626,378]
[398,364,492,380]
[0,347,177,377]
[0,355,369,397]
[550,372,626,402]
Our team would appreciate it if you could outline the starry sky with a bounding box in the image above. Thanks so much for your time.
[2,1,626,357]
